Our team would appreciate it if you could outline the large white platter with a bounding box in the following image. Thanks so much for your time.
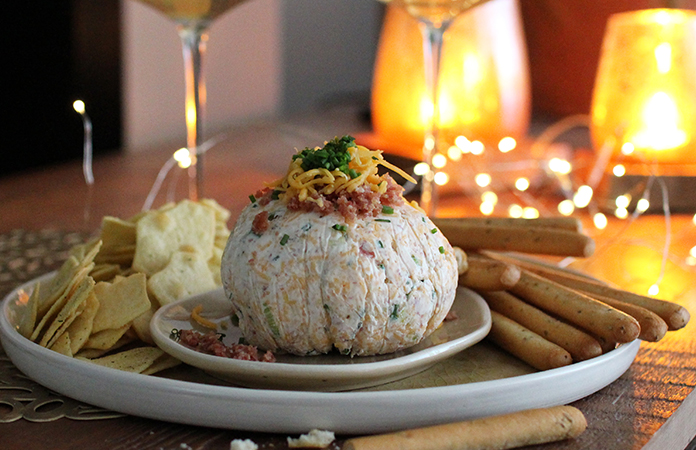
[150,286,491,391]
[1,274,640,434]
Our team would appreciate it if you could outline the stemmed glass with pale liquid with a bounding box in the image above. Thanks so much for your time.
[135,0,249,200]
[378,0,490,215]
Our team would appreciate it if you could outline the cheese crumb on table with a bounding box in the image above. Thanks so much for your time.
[229,438,258,450]
[287,429,336,448]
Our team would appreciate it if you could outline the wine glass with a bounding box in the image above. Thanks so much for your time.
[377,0,492,215]
[134,0,249,201]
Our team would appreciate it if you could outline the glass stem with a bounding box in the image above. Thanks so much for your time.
[417,19,451,217]
[179,24,208,201]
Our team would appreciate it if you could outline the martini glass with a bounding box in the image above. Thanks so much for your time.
[377,0,491,215]
[135,0,249,200]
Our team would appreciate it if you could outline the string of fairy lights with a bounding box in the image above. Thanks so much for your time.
[73,100,694,297]
[417,112,696,297]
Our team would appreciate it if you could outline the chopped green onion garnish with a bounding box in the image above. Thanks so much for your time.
[280,234,289,245]
[390,304,399,320]
[439,246,445,254]
[332,224,348,232]
[375,219,391,223]
[249,194,256,203]
[431,228,438,234]
[382,205,394,214]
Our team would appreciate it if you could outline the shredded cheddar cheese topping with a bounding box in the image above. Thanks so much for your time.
[267,136,415,208]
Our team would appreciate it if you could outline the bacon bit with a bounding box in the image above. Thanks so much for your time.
[179,329,276,362]
[444,309,459,321]
[252,210,270,235]
[191,304,218,330]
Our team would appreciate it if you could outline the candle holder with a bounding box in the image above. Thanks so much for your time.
[360,0,530,212]
[590,9,696,213]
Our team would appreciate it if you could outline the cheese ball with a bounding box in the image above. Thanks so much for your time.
[221,199,458,356]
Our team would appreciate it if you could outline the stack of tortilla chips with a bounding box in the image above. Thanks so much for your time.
[18,199,230,374]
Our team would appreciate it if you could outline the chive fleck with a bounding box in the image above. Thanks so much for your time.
[332,224,348,232]
[382,205,394,214]
[280,234,290,245]
[249,194,256,203]
[375,219,391,223]
[271,190,281,200]
[430,228,438,234]
[377,240,384,248]
[390,304,399,320]
[439,246,445,254]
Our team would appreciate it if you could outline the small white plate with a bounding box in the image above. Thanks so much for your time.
[150,287,492,391]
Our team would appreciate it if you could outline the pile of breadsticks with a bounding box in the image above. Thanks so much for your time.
[433,217,691,371]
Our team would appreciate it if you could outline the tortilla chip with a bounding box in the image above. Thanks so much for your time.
[49,331,73,357]
[83,323,131,350]
[17,285,40,339]
[40,277,95,348]
[208,246,223,285]
[65,292,100,354]
[33,270,94,344]
[147,250,217,306]
[89,263,122,282]
[86,346,165,373]
[91,273,151,333]
[141,354,181,375]
[132,200,216,276]
[131,304,157,345]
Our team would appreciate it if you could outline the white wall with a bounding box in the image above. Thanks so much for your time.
[122,0,383,151]
[122,0,283,151]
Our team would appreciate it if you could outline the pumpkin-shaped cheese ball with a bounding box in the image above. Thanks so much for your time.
[221,136,458,356]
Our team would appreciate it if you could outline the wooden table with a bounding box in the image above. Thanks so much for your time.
[2,109,696,449]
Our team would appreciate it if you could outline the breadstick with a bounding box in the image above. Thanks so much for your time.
[431,220,595,257]
[485,251,603,283]
[453,246,468,275]
[510,270,640,344]
[432,216,583,232]
[488,310,572,371]
[343,406,587,450]
[482,291,602,361]
[510,263,689,331]
[459,255,520,291]
[585,293,667,342]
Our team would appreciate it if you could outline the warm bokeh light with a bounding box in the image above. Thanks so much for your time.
[514,177,530,191]
[480,201,495,215]
[433,171,450,186]
[447,145,463,161]
[508,204,523,218]
[573,185,593,208]
[648,284,660,296]
[621,142,635,155]
[413,162,429,176]
[636,198,650,212]
[616,194,631,209]
[481,191,498,205]
[174,148,192,169]
[548,158,572,175]
[613,164,626,177]
[558,199,575,216]
[593,212,608,230]
[522,207,539,219]
[432,153,447,168]
[498,137,517,153]
[475,173,492,187]
[615,207,629,219]
[72,100,85,114]
[469,140,485,155]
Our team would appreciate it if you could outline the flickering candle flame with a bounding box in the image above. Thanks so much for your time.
[630,91,687,151]
[73,99,94,186]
